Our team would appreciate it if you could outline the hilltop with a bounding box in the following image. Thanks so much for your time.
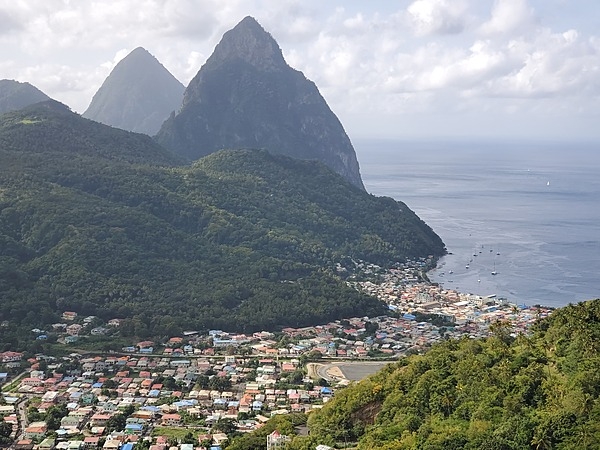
[0,79,50,114]
[254,299,600,450]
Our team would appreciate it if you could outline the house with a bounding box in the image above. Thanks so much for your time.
[252,401,263,411]
[66,324,83,336]
[91,327,108,336]
[124,423,144,435]
[102,440,120,450]
[1,351,23,363]
[160,413,181,426]
[83,437,100,449]
[62,311,78,321]
[90,413,112,426]
[0,405,14,415]
[266,430,290,450]
[137,341,154,350]
[60,414,82,428]
[81,392,97,405]
[167,337,183,346]
[21,377,43,387]
[14,440,35,450]
[24,421,48,439]
[39,438,56,450]
[67,442,84,450]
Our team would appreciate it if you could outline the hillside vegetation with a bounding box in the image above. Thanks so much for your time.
[286,300,600,450]
[0,102,444,349]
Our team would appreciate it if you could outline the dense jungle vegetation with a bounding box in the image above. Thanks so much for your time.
[0,101,445,349]
[241,299,599,450]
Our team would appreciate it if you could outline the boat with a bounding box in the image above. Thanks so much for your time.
[491,262,497,276]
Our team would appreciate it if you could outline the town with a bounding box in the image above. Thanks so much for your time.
[1,260,553,450]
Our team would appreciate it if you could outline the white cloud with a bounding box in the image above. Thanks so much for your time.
[486,28,600,99]
[407,0,468,36]
[479,0,535,36]
[0,0,598,139]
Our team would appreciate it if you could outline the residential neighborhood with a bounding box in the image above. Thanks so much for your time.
[1,261,553,450]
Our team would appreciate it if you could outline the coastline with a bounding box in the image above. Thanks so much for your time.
[358,139,600,309]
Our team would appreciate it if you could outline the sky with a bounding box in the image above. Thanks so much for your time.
[1,0,599,141]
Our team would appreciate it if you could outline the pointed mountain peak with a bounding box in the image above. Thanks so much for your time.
[83,47,184,135]
[207,16,285,71]
[122,46,158,65]
[130,46,151,55]
[156,17,365,190]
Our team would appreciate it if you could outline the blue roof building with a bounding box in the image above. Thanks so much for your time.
[125,424,143,435]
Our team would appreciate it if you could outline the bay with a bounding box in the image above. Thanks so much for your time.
[356,139,600,308]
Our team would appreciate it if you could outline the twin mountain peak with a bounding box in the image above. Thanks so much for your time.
[80,16,365,189]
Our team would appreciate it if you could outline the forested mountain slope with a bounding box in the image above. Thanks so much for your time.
[293,300,600,450]
[0,101,444,349]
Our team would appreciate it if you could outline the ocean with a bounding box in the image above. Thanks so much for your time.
[356,139,600,308]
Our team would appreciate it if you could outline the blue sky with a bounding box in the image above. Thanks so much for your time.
[1,0,599,141]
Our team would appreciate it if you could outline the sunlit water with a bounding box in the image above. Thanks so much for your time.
[356,139,600,308]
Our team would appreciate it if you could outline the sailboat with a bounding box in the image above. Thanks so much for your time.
[491,261,497,276]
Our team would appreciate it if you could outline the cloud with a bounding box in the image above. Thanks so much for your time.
[0,0,598,139]
[485,29,600,99]
[0,7,23,35]
[479,0,535,36]
[407,0,468,36]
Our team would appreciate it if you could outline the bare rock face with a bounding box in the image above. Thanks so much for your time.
[84,47,185,135]
[156,16,365,190]
[0,80,50,114]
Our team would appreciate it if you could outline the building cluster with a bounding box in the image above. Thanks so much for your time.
[1,261,555,450]
[352,262,553,339]
[1,350,337,450]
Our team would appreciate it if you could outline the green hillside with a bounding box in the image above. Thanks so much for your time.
[0,101,444,349]
[285,300,600,450]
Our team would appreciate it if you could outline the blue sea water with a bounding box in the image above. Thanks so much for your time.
[356,139,600,308]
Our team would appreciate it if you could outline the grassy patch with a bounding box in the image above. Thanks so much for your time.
[151,427,204,440]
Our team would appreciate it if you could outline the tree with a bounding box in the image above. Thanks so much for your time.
[0,421,12,441]
[181,432,196,445]
[27,407,44,423]
[214,418,237,436]
[106,414,126,432]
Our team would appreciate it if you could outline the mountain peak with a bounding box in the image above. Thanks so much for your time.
[207,16,285,71]
[83,47,185,135]
[156,17,365,190]
[130,46,150,55]
[0,79,51,115]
